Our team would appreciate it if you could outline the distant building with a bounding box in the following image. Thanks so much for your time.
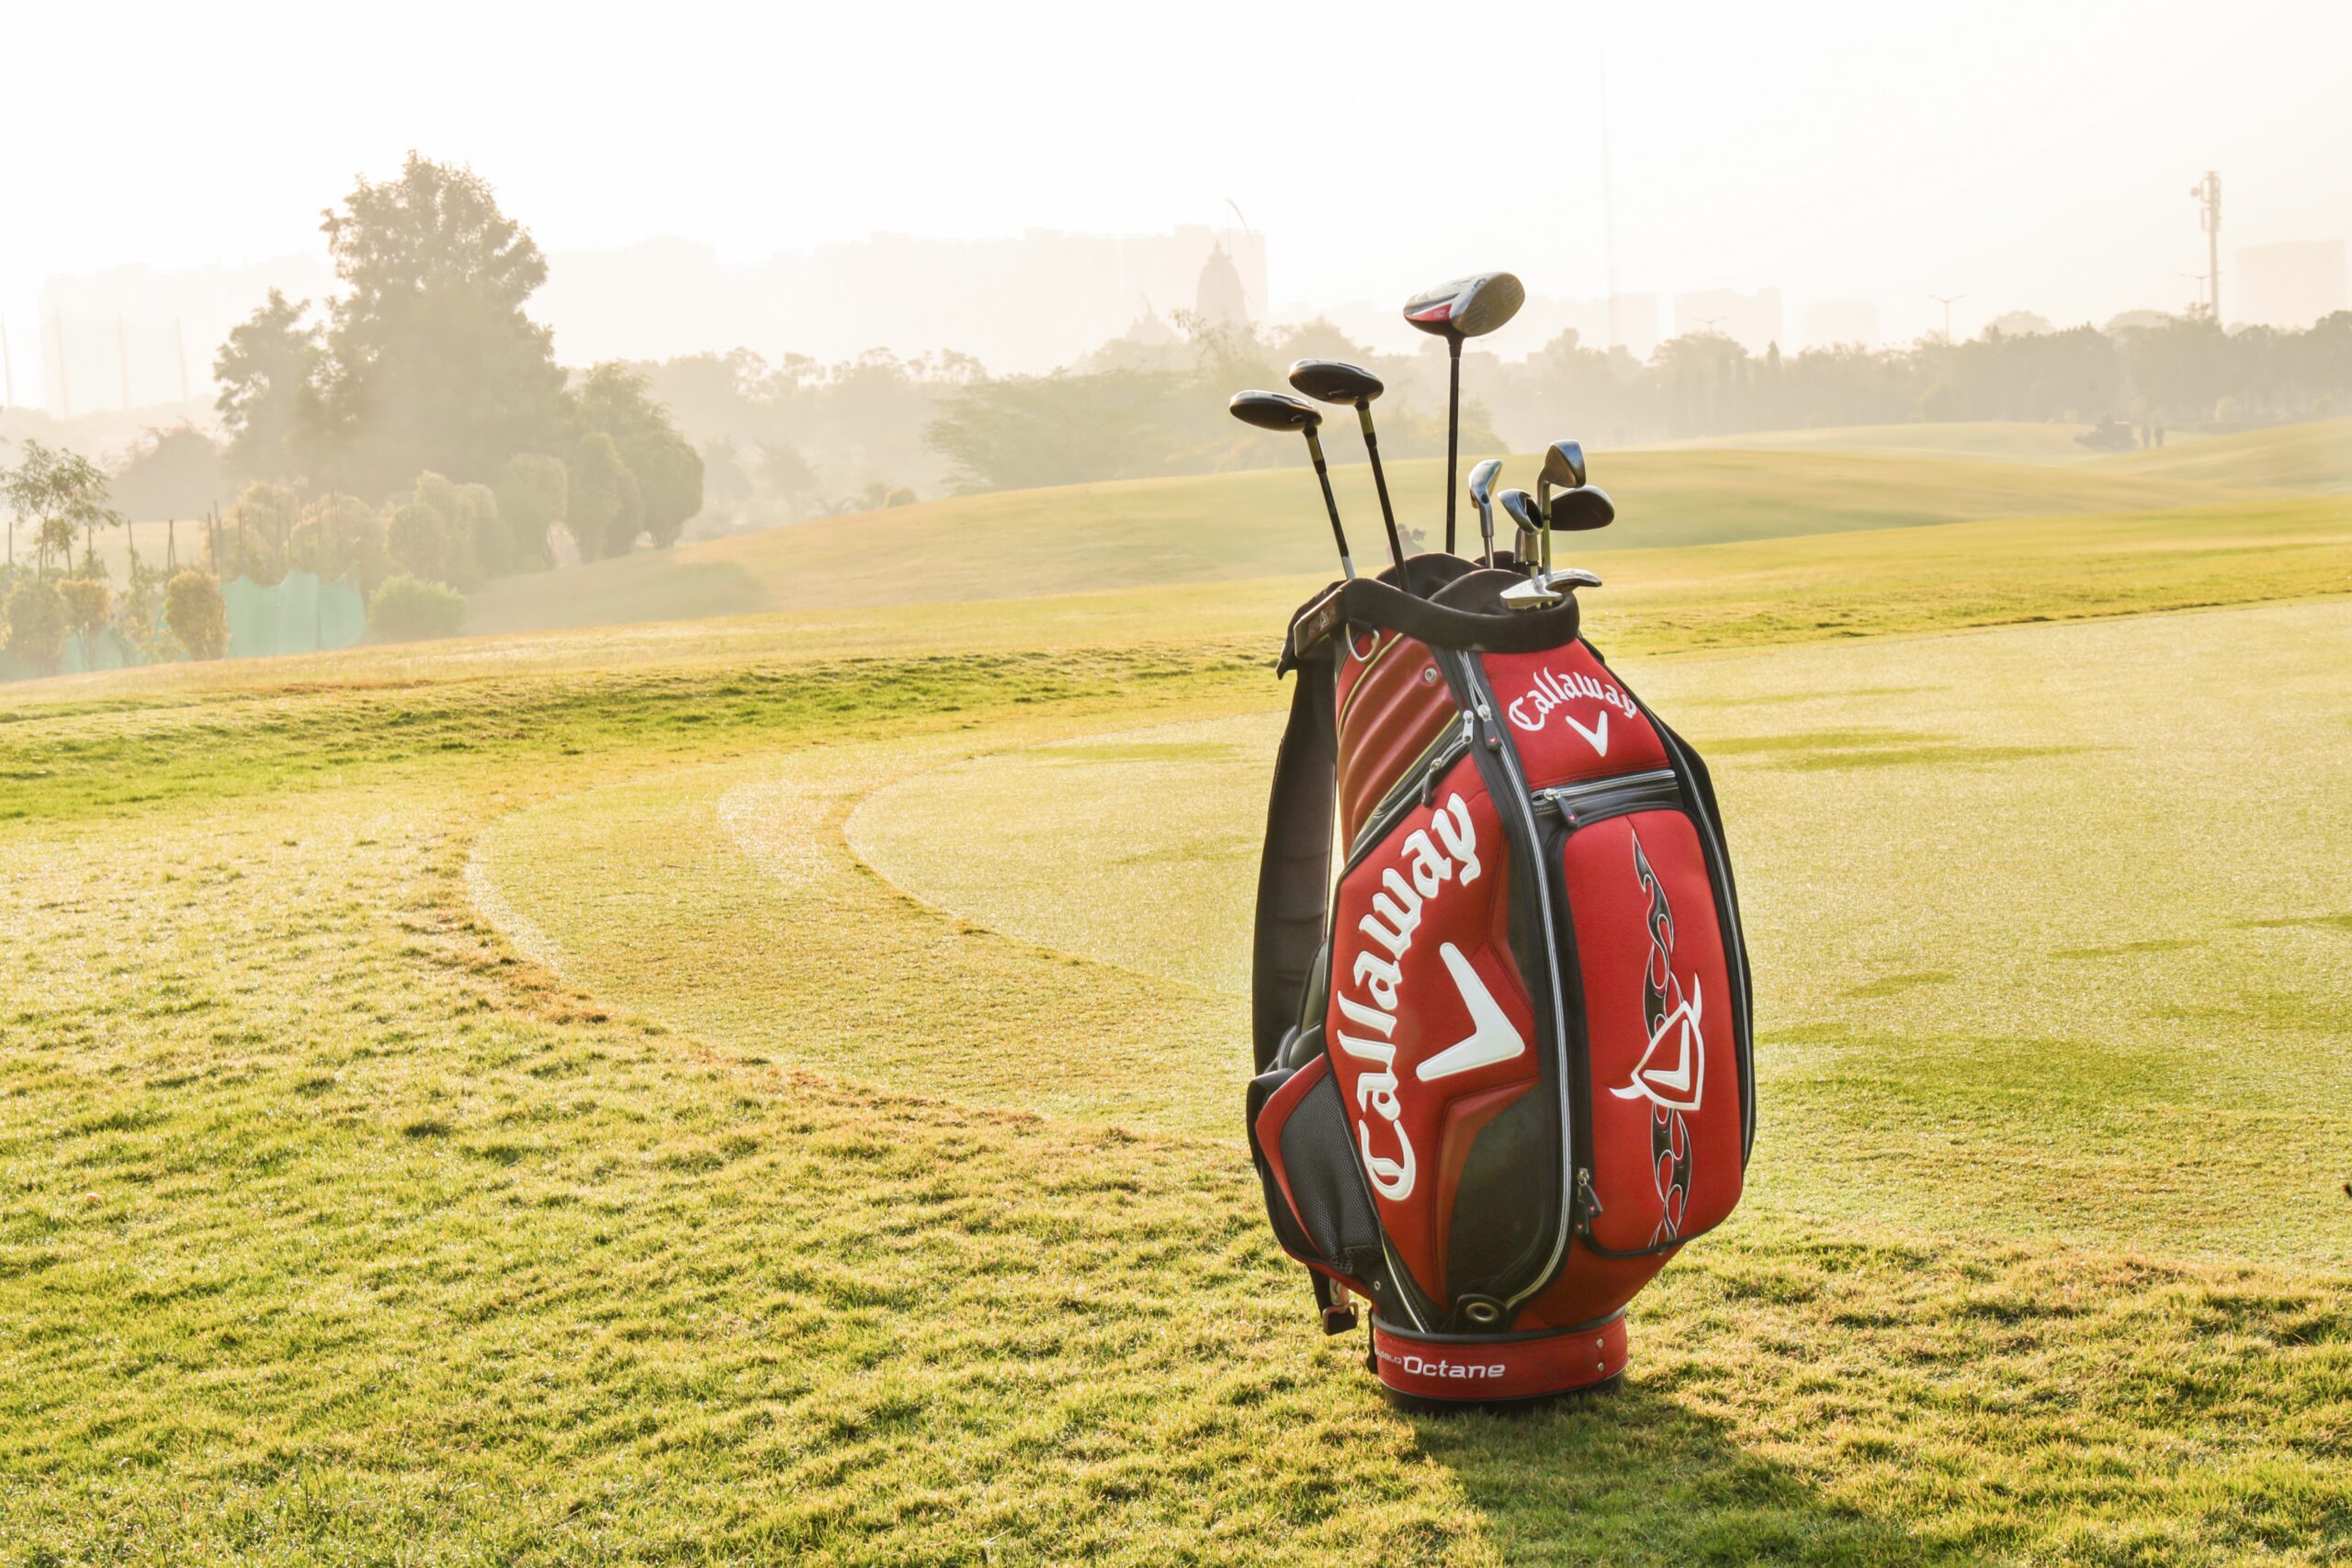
[1799,299,1880,349]
[1193,243,1250,330]
[2234,240,2348,329]
[1671,288,1783,354]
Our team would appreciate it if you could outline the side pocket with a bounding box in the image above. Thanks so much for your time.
[1248,1056,1387,1284]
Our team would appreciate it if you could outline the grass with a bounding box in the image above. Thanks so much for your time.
[3,479,2349,1562]
[1657,421,2122,465]
[2091,416,2352,492]
[462,445,2278,634]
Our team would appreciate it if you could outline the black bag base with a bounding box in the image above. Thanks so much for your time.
[1367,1311,1629,1411]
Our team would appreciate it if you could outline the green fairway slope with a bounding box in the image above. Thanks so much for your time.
[6,514,2350,1561]
[464,445,2278,635]
[2091,415,2352,491]
[1658,420,2113,465]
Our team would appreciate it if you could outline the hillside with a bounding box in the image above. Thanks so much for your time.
[1656,420,2113,465]
[2090,415,2352,492]
[465,446,2276,635]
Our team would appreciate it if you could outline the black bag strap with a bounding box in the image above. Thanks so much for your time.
[1250,649,1338,1073]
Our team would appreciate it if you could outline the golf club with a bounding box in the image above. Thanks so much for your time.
[1498,488,1544,571]
[1228,389,1355,579]
[1402,272,1526,555]
[1466,458,1503,567]
[1288,359,1410,583]
[1537,440,1588,517]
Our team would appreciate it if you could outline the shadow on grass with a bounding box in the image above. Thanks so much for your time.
[1409,1379,1923,1566]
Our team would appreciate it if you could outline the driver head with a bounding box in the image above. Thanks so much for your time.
[1467,458,1502,510]
[1287,359,1385,407]
[1401,272,1527,342]
[1227,389,1322,434]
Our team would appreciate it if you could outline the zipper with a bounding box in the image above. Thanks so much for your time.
[1446,650,1579,1316]
[1341,712,1474,873]
[1533,768,1682,829]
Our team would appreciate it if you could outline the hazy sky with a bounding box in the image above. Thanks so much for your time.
[7,0,2350,398]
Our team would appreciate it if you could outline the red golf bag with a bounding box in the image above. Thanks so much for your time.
[1247,557,1754,1405]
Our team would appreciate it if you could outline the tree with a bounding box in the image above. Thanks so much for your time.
[317,153,568,496]
[5,579,68,675]
[565,432,640,560]
[490,453,566,573]
[214,290,325,484]
[576,363,703,547]
[58,579,110,661]
[209,482,300,585]
[110,426,225,521]
[164,572,230,660]
[368,575,468,640]
[289,492,390,589]
[384,471,496,588]
[3,441,124,576]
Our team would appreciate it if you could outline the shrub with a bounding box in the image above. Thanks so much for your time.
[368,574,467,642]
[58,578,111,657]
[5,579,69,676]
[164,571,230,660]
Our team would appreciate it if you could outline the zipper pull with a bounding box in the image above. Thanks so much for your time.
[1576,1168,1604,1226]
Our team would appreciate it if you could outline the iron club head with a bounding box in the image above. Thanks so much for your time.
[1466,458,1502,568]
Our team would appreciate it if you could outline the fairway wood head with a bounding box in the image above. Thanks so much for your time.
[1228,389,1323,434]
[1546,484,1615,531]
[1287,359,1385,406]
[1466,458,1502,509]
[1401,271,1527,342]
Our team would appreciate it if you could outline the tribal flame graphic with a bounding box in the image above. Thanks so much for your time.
[1630,830,1694,1245]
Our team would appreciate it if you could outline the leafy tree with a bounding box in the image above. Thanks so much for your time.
[565,432,641,560]
[3,441,124,576]
[576,363,704,547]
[317,153,568,496]
[164,571,230,660]
[490,453,566,573]
[289,492,390,589]
[384,471,496,588]
[368,574,468,640]
[114,552,170,661]
[5,578,68,675]
[214,290,326,484]
[209,482,300,585]
[110,426,225,521]
[756,439,822,516]
[58,579,111,660]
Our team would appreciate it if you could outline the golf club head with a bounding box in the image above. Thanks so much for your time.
[1228,389,1322,434]
[1467,458,1502,509]
[1287,359,1385,407]
[1541,440,1588,491]
[1546,484,1616,532]
[1401,272,1527,342]
[1499,575,1565,612]
[1549,567,1603,589]
[1497,488,1542,536]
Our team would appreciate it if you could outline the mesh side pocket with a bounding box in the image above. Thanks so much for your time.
[1250,1057,1385,1282]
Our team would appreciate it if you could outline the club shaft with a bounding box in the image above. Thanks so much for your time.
[1356,404,1408,580]
[1302,429,1354,580]
[1444,344,1461,555]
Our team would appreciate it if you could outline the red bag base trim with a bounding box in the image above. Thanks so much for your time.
[1370,1314,1628,1409]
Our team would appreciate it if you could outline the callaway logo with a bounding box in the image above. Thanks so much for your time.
[1416,943,1526,1083]
[1613,829,1703,1244]
[1611,830,1705,1114]
[1333,793,1484,1202]
[1506,665,1639,756]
